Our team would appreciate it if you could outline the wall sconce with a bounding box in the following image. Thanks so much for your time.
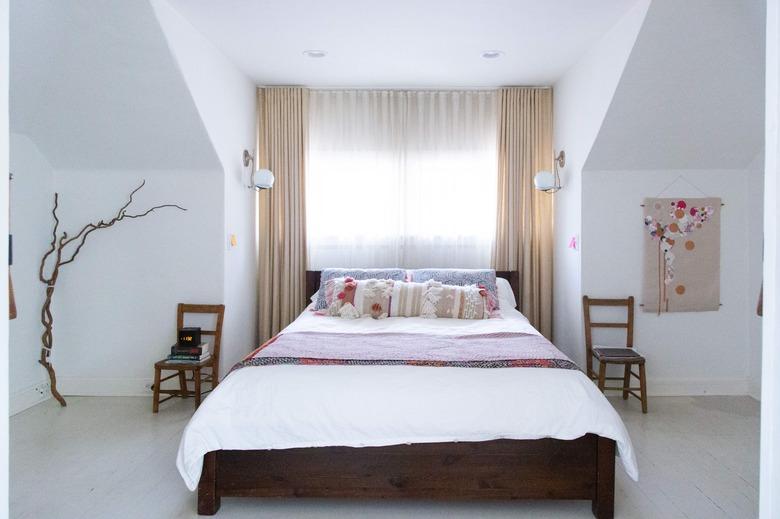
[243,149,275,191]
[534,150,565,193]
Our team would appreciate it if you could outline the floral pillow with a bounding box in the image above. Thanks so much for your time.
[314,268,406,310]
[408,269,499,312]
[325,278,394,319]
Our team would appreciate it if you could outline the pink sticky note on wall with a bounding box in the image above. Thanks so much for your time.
[568,236,577,250]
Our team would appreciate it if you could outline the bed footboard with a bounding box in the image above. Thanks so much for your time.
[197,434,615,518]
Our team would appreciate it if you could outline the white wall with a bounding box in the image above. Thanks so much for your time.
[152,0,259,376]
[571,0,765,398]
[8,133,53,412]
[8,0,259,403]
[49,169,223,396]
[761,1,780,516]
[582,169,761,396]
[552,0,650,363]
[1,0,10,511]
[747,152,765,400]
[557,0,766,400]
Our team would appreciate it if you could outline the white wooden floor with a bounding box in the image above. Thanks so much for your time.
[10,395,759,519]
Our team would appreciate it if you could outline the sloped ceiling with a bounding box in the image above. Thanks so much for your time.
[10,0,221,170]
[585,0,765,171]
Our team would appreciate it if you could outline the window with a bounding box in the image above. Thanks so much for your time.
[306,89,498,268]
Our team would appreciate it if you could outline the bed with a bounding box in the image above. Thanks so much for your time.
[177,270,637,519]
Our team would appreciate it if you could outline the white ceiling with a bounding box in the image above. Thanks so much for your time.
[166,0,641,87]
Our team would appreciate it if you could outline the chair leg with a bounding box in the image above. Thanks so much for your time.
[194,367,202,408]
[152,367,161,413]
[639,363,648,413]
[178,371,188,398]
[622,365,631,400]
[597,361,607,392]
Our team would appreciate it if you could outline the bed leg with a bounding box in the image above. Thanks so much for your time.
[591,436,615,519]
[198,451,221,515]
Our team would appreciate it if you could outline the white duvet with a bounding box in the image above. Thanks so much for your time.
[177,306,638,490]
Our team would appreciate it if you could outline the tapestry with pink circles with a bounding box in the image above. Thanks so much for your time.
[642,198,721,314]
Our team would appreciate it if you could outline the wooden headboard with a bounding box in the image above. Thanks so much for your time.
[305,270,520,310]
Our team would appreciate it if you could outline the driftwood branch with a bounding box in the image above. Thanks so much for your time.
[39,193,60,284]
[39,180,186,406]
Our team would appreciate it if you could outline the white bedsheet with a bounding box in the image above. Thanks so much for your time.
[177,307,638,490]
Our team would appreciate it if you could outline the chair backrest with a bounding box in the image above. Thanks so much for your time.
[177,303,225,374]
[582,296,634,361]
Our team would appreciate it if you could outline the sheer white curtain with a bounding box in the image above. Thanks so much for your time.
[306,89,498,268]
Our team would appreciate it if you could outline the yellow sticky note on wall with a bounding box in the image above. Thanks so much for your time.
[230,234,238,248]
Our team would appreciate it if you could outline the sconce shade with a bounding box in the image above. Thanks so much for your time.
[534,170,556,191]
[253,169,275,190]
[244,149,274,190]
[534,150,565,193]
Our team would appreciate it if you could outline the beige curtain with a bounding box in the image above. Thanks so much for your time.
[491,87,554,338]
[257,87,308,341]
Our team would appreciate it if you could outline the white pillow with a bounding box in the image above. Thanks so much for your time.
[496,277,517,309]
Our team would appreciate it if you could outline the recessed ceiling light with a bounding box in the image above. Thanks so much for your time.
[481,50,504,59]
[303,50,327,58]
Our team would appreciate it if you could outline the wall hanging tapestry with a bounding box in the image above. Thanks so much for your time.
[642,197,721,314]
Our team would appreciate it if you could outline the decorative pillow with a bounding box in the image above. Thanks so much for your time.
[420,281,488,320]
[408,269,499,311]
[388,281,429,317]
[314,268,406,310]
[325,278,394,319]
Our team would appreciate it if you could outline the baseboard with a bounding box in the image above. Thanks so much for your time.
[23,375,757,400]
[647,377,751,397]
[748,381,762,401]
[58,377,154,397]
[11,381,52,415]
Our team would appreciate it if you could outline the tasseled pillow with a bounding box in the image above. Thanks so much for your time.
[420,281,489,320]
[325,278,393,319]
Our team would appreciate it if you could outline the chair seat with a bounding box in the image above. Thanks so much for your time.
[592,347,644,362]
[155,357,214,370]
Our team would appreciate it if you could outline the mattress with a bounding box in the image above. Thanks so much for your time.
[177,305,638,490]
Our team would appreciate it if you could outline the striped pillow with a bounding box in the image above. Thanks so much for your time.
[389,281,429,317]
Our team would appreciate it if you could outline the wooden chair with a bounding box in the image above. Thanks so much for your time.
[152,304,225,413]
[583,296,648,413]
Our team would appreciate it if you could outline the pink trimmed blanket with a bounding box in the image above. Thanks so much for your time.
[232,331,578,371]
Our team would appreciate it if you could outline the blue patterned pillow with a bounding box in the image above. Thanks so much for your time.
[408,269,499,309]
[314,268,407,310]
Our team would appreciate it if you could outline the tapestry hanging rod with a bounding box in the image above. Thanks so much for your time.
[639,175,725,206]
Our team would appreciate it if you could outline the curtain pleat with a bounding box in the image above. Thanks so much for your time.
[257,87,308,341]
[491,87,553,339]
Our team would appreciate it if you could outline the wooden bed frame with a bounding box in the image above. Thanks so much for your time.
[197,270,616,518]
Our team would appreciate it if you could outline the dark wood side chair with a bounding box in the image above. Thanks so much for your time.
[152,304,225,413]
[583,296,648,413]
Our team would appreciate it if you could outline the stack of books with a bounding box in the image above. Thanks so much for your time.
[167,342,211,364]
